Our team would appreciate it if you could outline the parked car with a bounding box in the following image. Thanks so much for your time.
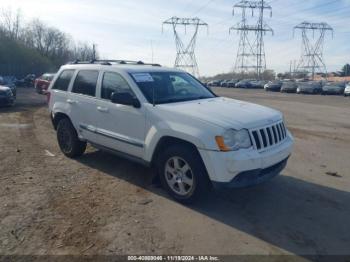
[0,85,16,106]
[296,82,322,94]
[0,76,16,98]
[344,83,350,97]
[280,82,298,93]
[220,80,231,87]
[321,82,346,95]
[48,60,293,203]
[235,79,254,88]
[16,74,36,88]
[207,80,221,87]
[227,79,240,88]
[35,73,56,94]
[264,80,283,92]
[249,80,266,89]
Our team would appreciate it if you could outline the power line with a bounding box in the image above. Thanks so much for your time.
[191,0,216,16]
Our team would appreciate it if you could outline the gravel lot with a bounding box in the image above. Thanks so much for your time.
[1,87,349,257]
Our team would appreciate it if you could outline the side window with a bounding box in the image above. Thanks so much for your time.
[52,70,75,91]
[101,72,134,100]
[72,70,99,97]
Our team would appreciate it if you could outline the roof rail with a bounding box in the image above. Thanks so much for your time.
[68,59,161,67]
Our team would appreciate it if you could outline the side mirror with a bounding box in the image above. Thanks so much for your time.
[111,92,141,108]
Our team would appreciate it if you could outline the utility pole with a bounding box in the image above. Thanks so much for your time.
[92,43,97,60]
[294,22,333,80]
[162,17,208,77]
[230,0,273,79]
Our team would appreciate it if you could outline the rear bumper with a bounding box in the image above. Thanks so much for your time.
[212,157,289,189]
[322,90,343,95]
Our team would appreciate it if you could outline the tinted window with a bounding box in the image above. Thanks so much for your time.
[52,70,74,91]
[101,72,134,100]
[72,70,99,97]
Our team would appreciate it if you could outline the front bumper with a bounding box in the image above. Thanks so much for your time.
[199,132,293,187]
[0,96,14,106]
[322,90,343,95]
[212,157,289,189]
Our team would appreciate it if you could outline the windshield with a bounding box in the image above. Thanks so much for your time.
[130,72,216,105]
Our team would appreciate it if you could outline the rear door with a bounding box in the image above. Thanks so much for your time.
[68,70,100,143]
[50,69,75,112]
[95,71,146,158]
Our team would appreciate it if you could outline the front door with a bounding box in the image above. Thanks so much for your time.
[95,71,146,158]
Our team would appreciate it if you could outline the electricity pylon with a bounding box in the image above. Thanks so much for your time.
[163,17,208,77]
[230,0,273,78]
[294,21,333,80]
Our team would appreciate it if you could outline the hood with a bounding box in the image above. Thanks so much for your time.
[156,97,282,130]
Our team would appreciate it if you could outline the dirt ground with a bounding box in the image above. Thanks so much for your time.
[0,88,350,258]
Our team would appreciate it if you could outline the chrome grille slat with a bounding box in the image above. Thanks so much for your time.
[263,128,270,147]
[250,121,287,151]
[269,127,276,145]
[257,130,264,150]
[276,124,282,141]
[272,125,278,143]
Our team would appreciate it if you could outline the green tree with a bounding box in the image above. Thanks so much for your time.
[341,64,350,76]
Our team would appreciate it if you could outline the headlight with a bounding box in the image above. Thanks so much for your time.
[215,129,252,152]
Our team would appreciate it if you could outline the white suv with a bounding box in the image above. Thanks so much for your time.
[48,60,294,202]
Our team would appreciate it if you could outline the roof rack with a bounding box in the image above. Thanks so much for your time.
[68,59,161,67]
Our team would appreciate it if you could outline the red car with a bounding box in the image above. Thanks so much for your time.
[35,73,55,94]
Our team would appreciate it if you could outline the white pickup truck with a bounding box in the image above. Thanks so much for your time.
[48,60,294,203]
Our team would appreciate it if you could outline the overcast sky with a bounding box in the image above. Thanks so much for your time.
[1,0,349,76]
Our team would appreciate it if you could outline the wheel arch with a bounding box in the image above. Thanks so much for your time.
[151,136,203,167]
[52,112,72,130]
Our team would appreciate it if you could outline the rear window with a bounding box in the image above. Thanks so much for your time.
[72,70,99,97]
[52,70,75,91]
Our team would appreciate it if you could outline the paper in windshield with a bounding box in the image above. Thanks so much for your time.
[132,73,154,83]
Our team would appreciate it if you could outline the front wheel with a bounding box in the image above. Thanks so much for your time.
[158,145,211,203]
[57,118,86,158]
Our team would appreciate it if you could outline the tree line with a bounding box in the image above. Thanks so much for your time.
[0,8,98,78]
[200,70,276,82]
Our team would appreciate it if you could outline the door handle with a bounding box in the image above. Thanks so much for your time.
[97,106,109,113]
[67,99,77,104]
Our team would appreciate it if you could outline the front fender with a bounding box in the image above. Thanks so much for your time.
[143,120,220,162]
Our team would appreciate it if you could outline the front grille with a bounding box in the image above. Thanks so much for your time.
[250,121,287,151]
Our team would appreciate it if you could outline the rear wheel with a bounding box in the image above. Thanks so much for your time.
[57,118,86,158]
[157,145,211,203]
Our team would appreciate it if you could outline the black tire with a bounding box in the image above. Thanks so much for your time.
[157,144,211,204]
[57,118,86,158]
